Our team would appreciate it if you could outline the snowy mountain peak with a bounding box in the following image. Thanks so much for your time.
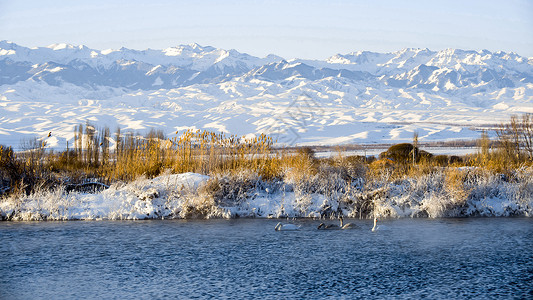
[187,42,208,50]
[0,40,16,49]
[46,43,78,51]
[393,48,432,56]
[0,42,532,148]
[163,43,216,56]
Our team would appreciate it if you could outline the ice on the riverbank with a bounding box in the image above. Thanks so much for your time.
[0,170,532,221]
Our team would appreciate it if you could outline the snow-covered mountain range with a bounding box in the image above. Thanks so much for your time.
[1,41,532,149]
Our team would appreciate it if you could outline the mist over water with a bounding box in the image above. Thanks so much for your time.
[1,218,532,299]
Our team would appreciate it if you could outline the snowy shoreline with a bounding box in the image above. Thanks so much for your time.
[1,171,531,221]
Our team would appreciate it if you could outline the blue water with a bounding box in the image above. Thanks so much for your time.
[1,218,532,299]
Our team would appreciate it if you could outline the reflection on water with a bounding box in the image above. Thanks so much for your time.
[1,218,532,299]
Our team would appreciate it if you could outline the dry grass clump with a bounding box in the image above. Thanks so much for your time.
[200,170,260,207]
[0,145,22,195]
[283,147,317,185]
[2,124,280,200]
[19,125,278,182]
[178,190,219,219]
[467,114,533,173]
[443,168,471,208]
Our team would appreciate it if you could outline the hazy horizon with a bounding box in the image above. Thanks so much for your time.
[1,0,532,60]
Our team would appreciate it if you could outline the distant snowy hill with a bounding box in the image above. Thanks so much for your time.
[0,41,532,149]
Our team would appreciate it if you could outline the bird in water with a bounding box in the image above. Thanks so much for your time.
[371,217,388,232]
[318,217,357,230]
[340,216,357,229]
[317,222,339,230]
[275,222,300,231]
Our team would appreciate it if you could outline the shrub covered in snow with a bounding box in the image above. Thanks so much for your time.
[1,163,531,221]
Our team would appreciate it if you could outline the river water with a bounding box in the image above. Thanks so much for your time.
[1,218,532,299]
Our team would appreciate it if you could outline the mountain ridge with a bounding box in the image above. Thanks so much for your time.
[0,41,532,149]
[2,41,531,91]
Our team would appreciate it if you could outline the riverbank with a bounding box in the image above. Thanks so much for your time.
[1,167,531,221]
[2,115,533,221]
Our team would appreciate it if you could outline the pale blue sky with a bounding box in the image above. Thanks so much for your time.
[1,0,532,59]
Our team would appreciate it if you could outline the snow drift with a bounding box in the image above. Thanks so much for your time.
[1,169,531,221]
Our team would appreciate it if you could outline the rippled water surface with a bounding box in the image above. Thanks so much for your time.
[1,218,532,299]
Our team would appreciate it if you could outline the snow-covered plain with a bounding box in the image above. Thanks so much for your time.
[1,41,532,149]
[1,169,531,221]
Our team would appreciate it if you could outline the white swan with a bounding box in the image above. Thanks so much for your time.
[275,222,300,231]
[371,217,388,232]
[340,217,357,229]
